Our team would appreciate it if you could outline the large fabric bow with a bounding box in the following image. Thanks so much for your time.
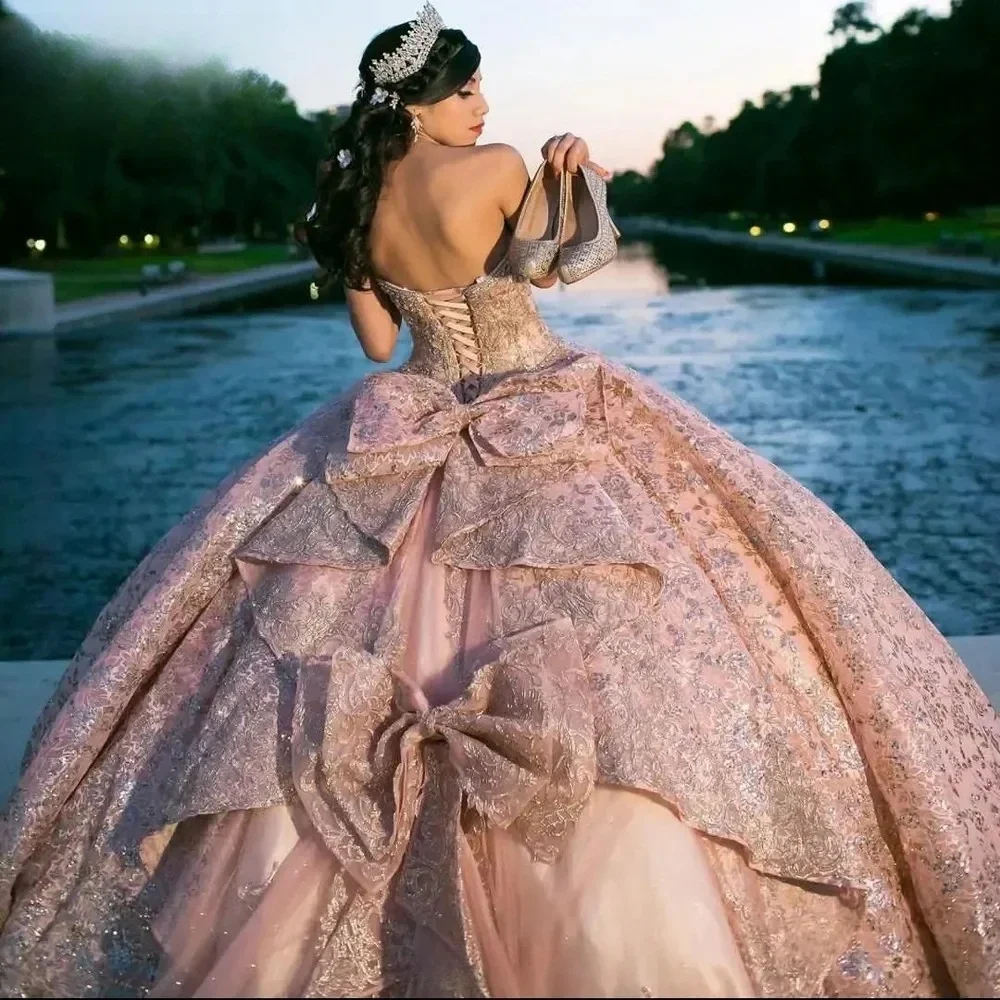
[290,617,595,941]
[324,360,609,557]
[336,363,605,479]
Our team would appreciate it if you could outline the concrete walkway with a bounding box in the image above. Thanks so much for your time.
[1,637,997,805]
[53,260,317,332]
[624,219,1000,289]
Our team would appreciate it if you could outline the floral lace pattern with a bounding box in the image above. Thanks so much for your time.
[1,275,998,997]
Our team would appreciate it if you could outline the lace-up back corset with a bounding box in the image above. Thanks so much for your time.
[377,266,570,402]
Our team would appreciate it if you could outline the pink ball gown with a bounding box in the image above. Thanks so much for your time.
[1,258,998,998]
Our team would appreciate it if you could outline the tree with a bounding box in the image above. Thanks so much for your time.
[830,2,882,39]
[614,0,998,222]
[0,10,330,259]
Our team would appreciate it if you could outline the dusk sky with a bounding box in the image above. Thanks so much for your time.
[11,0,951,172]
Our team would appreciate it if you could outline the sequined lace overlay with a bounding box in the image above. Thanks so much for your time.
[1,275,998,998]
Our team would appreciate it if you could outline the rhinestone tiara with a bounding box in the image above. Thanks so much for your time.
[368,3,445,85]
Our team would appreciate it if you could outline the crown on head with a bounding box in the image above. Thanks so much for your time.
[368,4,445,86]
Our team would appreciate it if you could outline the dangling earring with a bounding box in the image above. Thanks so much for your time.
[409,112,440,146]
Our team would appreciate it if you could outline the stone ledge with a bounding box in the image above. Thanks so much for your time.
[621,220,1000,289]
[0,268,56,334]
[53,260,316,333]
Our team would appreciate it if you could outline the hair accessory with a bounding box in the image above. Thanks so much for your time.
[369,86,401,109]
[368,3,444,85]
[336,148,354,169]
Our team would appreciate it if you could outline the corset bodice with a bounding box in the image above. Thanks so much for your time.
[376,263,572,401]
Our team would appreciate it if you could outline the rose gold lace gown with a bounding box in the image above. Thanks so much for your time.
[1,262,999,998]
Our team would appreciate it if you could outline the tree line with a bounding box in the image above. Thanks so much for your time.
[609,0,999,222]
[2,0,997,262]
[0,1,329,260]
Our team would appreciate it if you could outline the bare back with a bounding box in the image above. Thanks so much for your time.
[369,143,525,292]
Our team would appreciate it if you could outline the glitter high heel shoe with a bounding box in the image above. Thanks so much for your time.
[555,164,621,284]
[507,163,569,282]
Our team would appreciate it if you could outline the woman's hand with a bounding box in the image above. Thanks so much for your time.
[540,133,610,179]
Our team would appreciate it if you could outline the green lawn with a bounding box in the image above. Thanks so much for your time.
[16,244,302,303]
[709,210,1000,257]
[830,216,1000,252]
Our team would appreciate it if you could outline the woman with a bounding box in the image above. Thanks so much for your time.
[2,5,998,997]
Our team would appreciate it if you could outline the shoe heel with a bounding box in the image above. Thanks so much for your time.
[508,164,567,281]
[556,165,620,284]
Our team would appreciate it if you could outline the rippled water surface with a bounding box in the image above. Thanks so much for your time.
[1,242,998,658]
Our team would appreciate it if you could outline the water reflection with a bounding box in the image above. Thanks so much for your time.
[1,242,998,657]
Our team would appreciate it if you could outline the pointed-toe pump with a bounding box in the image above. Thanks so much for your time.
[555,164,621,284]
[508,163,570,282]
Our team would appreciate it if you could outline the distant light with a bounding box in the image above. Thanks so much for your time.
[34,238,47,252]
[728,211,742,221]
[749,226,763,237]
[782,222,797,234]
[818,219,831,230]
[924,211,939,222]
[143,233,155,246]
[26,238,36,249]
[309,282,320,301]
[119,234,130,247]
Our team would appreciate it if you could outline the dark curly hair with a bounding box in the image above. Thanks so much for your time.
[301,23,480,291]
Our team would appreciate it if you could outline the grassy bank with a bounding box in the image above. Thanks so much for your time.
[702,210,1000,258]
[15,244,301,303]
[831,215,1000,253]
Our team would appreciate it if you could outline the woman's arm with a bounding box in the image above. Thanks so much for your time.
[481,144,561,290]
[345,282,402,362]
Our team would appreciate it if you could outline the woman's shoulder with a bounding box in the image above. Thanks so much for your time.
[441,142,524,175]
[470,142,526,169]
[453,143,529,214]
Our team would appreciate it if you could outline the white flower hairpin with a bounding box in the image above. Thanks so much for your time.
[369,86,401,108]
[336,148,353,169]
